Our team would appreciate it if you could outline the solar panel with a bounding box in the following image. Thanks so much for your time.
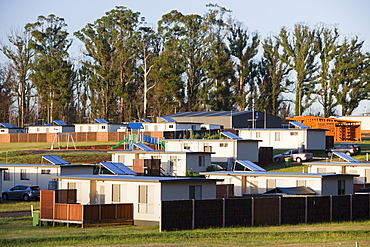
[290,121,309,129]
[133,143,154,151]
[161,116,176,122]
[236,160,266,172]
[142,118,152,123]
[0,123,15,128]
[44,124,53,126]
[94,118,109,124]
[42,155,70,165]
[54,120,68,126]
[128,123,144,130]
[221,131,242,140]
[332,152,360,163]
[100,162,136,175]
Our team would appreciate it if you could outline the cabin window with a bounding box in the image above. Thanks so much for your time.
[169,125,174,129]
[3,170,11,181]
[169,156,177,172]
[189,185,202,200]
[338,180,345,195]
[317,168,326,174]
[219,143,228,147]
[20,169,29,180]
[365,169,370,183]
[80,126,83,132]
[184,143,191,150]
[36,128,40,132]
[198,156,205,167]
[118,155,125,164]
[112,184,121,202]
[0,129,5,132]
[290,132,298,136]
[41,169,50,175]
[101,126,106,129]
[138,185,154,213]
[256,132,261,138]
[296,180,306,187]
[67,182,76,189]
[275,132,281,141]
[266,179,276,191]
[203,144,212,152]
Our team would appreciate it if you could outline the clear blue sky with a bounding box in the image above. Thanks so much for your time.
[1,0,369,114]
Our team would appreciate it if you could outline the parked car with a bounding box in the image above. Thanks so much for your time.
[326,143,361,156]
[2,185,40,201]
[273,150,313,163]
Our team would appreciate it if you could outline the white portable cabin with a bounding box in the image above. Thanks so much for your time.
[53,174,221,226]
[109,150,213,176]
[200,171,358,196]
[0,123,25,134]
[163,138,261,166]
[238,128,327,150]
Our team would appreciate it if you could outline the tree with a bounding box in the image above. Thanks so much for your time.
[313,26,340,117]
[276,24,319,116]
[332,37,370,115]
[255,36,292,116]
[0,65,13,123]
[0,28,34,126]
[227,21,259,111]
[75,6,140,122]
[26,14,74,124]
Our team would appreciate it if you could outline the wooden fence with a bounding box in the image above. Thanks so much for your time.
[161,194,370,231]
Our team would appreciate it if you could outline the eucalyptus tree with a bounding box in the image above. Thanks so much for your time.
[227,21,259,111]
[0,28,34,126]
[332,37,370,115]
[157,10,209,112]
[0,65,13,123]
[313,26,340,117]
[276,24,319,116]
[255,36,292,116]
[75,6,140,122]
[25,14,74,124]
[201,4,234,111]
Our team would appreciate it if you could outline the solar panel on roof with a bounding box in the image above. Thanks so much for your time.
[94,118,109,124]
[332,152,360,163]
[54,120,68,126]
[236,160,266,172]
[42,155,70,165]
[161,116,176,122]
[100,162,136,175]
[221,131,242,140]
[133,143,154,151]
[44,124,53,126]
[0,123,16,128]
[142,118,152,123]
[289,121,309,129]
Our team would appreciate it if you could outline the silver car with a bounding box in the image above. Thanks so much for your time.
[2,185,40,201]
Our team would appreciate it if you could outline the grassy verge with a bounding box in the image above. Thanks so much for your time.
[0,216,368,246]
[0,201,40,212]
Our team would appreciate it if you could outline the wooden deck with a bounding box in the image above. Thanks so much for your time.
[40,190,134,227]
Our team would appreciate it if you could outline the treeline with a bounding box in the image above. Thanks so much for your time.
[0,4,369,127]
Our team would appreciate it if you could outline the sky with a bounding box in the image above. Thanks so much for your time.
[0,0,369,115]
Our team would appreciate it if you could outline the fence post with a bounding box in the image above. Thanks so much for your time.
[192,199,195,230]
[279,196,281,225]
[305,196,308,223]
[222,198,225,228]
[330,195,332,222]
[251,197,254,227]
[350,194,353,221]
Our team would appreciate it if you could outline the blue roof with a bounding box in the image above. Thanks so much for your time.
[161,116,176,122]
[94,118,109,124]
[128,123,144,130]
[54,120,68,126]
[0,123,17,128]
[289,121,309,129]
[142,118,152,123]
[200,171,359,178]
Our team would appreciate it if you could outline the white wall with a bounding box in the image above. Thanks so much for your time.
[74,124,124,132]
[0,128,25,134]
[321,177,354,195]
[1,166,60,190]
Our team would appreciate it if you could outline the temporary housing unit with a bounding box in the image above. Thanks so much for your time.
[0,155,94,190]
[53,174,221,226]
[163,138,261,168]
[75,118,125,132]
[287,116,361,142]
[200,171,358,196]
[159,111,282,129]
[0,123,24,134]
[238,128,327,150]
[109,150,213,176]
[306,161,370,190]
[27,120,75,134]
